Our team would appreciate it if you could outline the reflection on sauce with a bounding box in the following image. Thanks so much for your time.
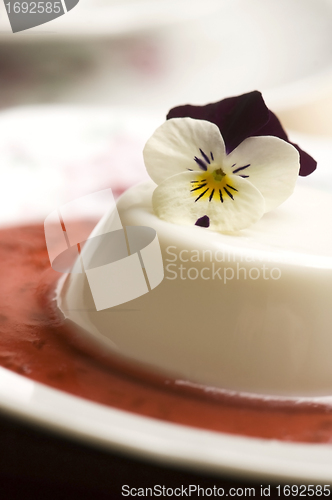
[2,224,332,443]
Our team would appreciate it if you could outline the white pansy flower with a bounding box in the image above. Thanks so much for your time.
[143,118,300,232]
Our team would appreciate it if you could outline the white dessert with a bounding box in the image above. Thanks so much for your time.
[57,179,332,398]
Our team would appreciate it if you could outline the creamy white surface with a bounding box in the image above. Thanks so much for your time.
[58,181,332,397]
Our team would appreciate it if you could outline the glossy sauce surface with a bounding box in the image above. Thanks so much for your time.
[2,224,332,443]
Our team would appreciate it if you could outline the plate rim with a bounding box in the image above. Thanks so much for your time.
[1,365,332,483]
[2,104,332,483]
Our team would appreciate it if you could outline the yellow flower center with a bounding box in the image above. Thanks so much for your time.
[190,169,238,203]
[212,168,225,182]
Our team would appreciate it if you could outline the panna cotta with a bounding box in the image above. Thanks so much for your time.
[57,180,332,398]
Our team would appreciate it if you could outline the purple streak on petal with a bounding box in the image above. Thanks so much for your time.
[224,187,234,200]
[191,183,207,192]
[199,148,210,164]
[195,188,209,202]
[195,215,210,227]
[233,164,250,174]
[210,151,214,161]
[194,156,208,170]
[226,184,238,192]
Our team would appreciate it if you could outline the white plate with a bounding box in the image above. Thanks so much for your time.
[2,0,332,116]
[3,366,332,484]
[0,105,156,226]
[0,0,222,39]
[2,105,332,482]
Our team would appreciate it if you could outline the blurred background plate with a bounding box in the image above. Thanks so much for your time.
[1,105,331,226]
[0,0,225,39]
[1,0,332,119]
[0,105,155,225]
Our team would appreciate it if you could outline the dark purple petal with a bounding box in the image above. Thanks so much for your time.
[195,215,210,228]
[289,142,317,177]
[167,91,269,153]
[253,111,317,176]
[255,110,288,140]
[167,91,316,177]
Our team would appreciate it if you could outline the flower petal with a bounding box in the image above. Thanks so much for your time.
[167,91,269,154]
[143,118,226,185]
[167,91,317,176]
[224,136,300,212]
[257,111,317,177]
[152,171,265,232]
[291,142,317,177]
[195,215,210,227]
